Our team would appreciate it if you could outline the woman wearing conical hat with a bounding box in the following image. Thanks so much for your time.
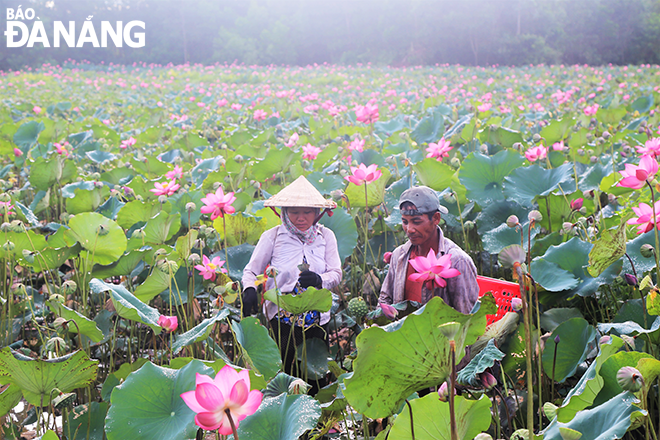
[241,175,342,382]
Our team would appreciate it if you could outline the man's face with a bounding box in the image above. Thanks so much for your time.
[401,209,441,246]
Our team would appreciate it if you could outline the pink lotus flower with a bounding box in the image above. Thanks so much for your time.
[0,201,15,216]
[584,104,599,116]
[408,249,461,289]
[383,251,392,264]
[355,104,379,124]
[618,155,659,189]
[426,138,452,160]
[525,146,547,162]
[231,103,242,111]
[195,255,227,281]
[201,187,236,220]
[54,141,70,157]
[253,109,267,121]
[570,198,583,211]
[348,138,365,153]
[302,143,321,160]
[635,138,660,157]
[380,302,398,319]
[150,179,180,197]
[180,366,263,434]
[13,148,22,158]
[157,315,178,332]
[345,163,382,186]
[120,137,137,149]
[477,103,492,113]
[285,133,299,148]
[33,105,42,114]
[166,165,183,180]
[552,141,566,151]
[627,201,660,234]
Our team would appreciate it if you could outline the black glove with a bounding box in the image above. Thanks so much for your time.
[298,271,323,289]
[242,287,258,316]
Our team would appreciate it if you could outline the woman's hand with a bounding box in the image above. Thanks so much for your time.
[242,287,259,316]
[298,271,323,289]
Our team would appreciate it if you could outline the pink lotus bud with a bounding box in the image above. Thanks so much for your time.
[480,372,497,390]
[13,148,22,157]
[157,315,178,333]
[383,252,392,264]
[616,366,644,392]
[438,382,449,402]
[380,303,398,319]
[511,297,523,312]
[623,274,638,286]
[528,210,543,223]
[570,198,584,211]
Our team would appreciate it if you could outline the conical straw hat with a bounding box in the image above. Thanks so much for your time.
[264,175,337,209]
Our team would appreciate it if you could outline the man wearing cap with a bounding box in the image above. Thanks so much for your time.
[379,186,479,314]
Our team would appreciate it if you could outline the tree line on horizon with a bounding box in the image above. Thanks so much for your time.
[1,0,660,70]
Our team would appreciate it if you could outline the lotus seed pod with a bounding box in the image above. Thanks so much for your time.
[136,195,144,202]
[450,157,461,169]
[49,293,65,304]
[590,156,597,163]
[90,172,101,180]
[480,144,489,154]
[561,222,573,235]
[474,434,493,440]
[607,193,617,204]
[265,267,279,277]
[21,249,35,263]
[252,181,261,189]
[52,317,68,329]
[512,142,523,151]
[53,392,76,410]
[511,297,523,312]
[132,228,145,239]
[641,244,655,258]
[193,239,205,249]
[188,253,201,264]
[158,195,167,204]
[577,148,585,156]
[9,220,24,232]
[438,322,461,340]
[330,190,344,202]
[301,160,310,168]
[506,215,519,228]
[57,279,77,296]
[12,283,26,295]
[0,222,10,232]
[46,337,68,353]
[2,241,15,251]
[185,202,196,212]
[385,156,396,164]
[157,259,179,273]
[532,133,542,143]
[96,224,110,236]
[234,155,244,163]
[0,193,10,202]
[153,248,168,259]
[288,378,311,395]
[602,131,611,139]
[339,169,348,177]
[621,335,636,349]
[442,193,456,204]
[528,210,543,223]
[617,366,644,392]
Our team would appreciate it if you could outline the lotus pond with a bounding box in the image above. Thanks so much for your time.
[2,61,660,440]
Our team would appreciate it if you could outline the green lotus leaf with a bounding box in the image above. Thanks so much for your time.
[0,384,22,417]
[47,300,103,343]
[343,294,496,418]
[65,185,110,214]
[412,158,456,192]
[28,156,62,191]
[542,318,598,383]
[14,120,44,148]
[540,118,574,145]
[596,107,627,125]
[90,279,161,334]
[252,147,296,181]
[232,317,282,381]
[593,351,654,406]
[130,156,171,178]
[41,430,59,440]
[105,360,214,440]
[63,401,108,440]
[624,231,657,276]
[64,212,127,265]
[86,150,116,164]
[319,207,358,262]
[531,259,580,292]
[387,394,491,440]
[306,171,346,195]
[213,212,268,247]
[263,372,298,398]
[542,392,645,440]
[503,163,573,206]
[116,200,164,229]
[92,249,147,279]
[169,191,204,228]
[344,167,391,207]
[97,196,125,220]
[296,337,330,381]
[411,112,444,144]
[225,243,256,281]
[532,237,622,302]
[535,192,587,233]
[0,230,47,264]
[263,287,333,315]
[101,359,149,402]
[171,309,231,354]
[143,211,181,244]
[556,336,624,422]
[457,339,505,387]
[587,216,629,277]
[458,150,524,206]
[540,308,584,332]
[480,125,524,148]
[0,348,98,406]
[134,269,173,303]
[232,394,321,440]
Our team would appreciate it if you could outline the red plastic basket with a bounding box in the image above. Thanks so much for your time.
[477,276,521,326]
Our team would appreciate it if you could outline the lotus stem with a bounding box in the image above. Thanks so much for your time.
[516,266,534,439]
[551,336,559,401]
[455,191,470,251]
[225,409,239,440]
[449,340,458,440]
[405,399,415,440]
[544,196,552,233]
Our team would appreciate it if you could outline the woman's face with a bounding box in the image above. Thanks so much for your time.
[287,207,316,231]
